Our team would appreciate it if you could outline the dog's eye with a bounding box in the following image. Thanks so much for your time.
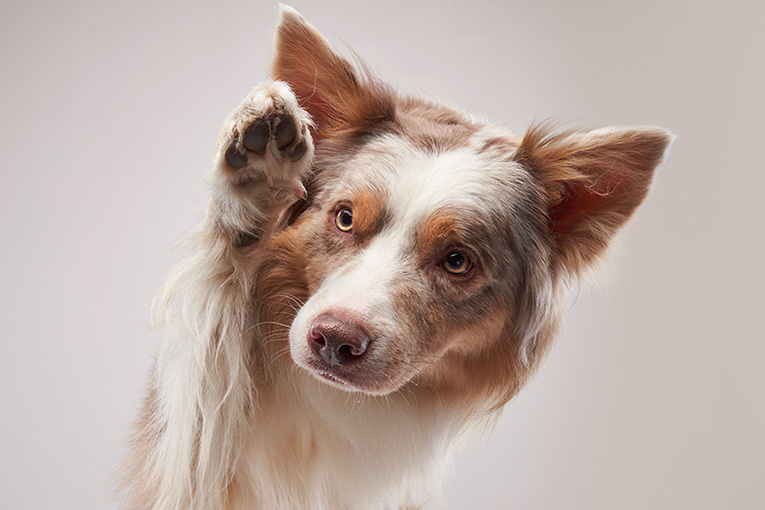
[335,208,353,232]
[442,251,472,275]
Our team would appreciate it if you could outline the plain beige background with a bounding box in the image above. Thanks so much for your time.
[1,0,763,508]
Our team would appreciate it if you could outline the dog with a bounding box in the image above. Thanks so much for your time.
[119,6,673,509]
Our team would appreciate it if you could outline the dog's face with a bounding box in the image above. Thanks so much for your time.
[265,8,672,402]
[287,130,547,395]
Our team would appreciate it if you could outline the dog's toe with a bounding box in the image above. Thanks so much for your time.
[225,142,249,168]
[289,138,308,162]
[242,119,270,155]
[274,115,296,149]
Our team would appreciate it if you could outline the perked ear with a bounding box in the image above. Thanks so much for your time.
[515,125,674,273]
[270,6,394,137]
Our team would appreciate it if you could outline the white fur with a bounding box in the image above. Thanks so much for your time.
[233,374,467,509]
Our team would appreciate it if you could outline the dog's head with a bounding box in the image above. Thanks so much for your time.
[264,8,672,406]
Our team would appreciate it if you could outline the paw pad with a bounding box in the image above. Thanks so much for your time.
[242,119,271,155]
[225,110,308,171]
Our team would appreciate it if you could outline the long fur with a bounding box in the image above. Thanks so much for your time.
[118,7,673,509]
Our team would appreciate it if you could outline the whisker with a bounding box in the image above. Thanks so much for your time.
[269,345,293,364]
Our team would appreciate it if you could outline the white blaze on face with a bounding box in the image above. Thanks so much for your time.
[389,146,500,227]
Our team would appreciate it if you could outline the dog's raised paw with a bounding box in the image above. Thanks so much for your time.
[218,80,313,187]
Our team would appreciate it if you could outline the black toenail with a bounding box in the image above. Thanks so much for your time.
[289,139,307,162]
[242,120,269,155]
[274,116,296,149]
[225,144,248,168]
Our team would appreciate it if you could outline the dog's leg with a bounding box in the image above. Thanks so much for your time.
[123,81,313,510]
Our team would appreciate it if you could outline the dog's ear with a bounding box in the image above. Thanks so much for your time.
[271,6,394,137]
[515,125,674,273]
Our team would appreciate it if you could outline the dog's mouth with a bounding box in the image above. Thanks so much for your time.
[296,341,417,396]
[302,356,380,393]
[314,368,350,387]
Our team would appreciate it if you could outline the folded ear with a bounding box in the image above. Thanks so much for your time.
[515,125,674,273]
[270,6,394,137]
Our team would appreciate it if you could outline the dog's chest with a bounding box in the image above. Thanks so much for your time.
[232,376,462,509]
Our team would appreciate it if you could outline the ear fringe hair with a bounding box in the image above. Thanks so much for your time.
[514,121,586,206]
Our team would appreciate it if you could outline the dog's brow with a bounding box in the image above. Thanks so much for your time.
[348,189,391,243]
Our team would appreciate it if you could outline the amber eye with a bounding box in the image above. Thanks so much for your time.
[335,208,353,232]
[442,251,471,275]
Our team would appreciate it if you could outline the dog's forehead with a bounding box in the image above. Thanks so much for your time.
[343,133,526,228]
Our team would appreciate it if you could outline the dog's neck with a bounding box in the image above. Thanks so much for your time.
[232,369,477,509]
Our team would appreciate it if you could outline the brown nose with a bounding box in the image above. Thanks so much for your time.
[308,313,371,366]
